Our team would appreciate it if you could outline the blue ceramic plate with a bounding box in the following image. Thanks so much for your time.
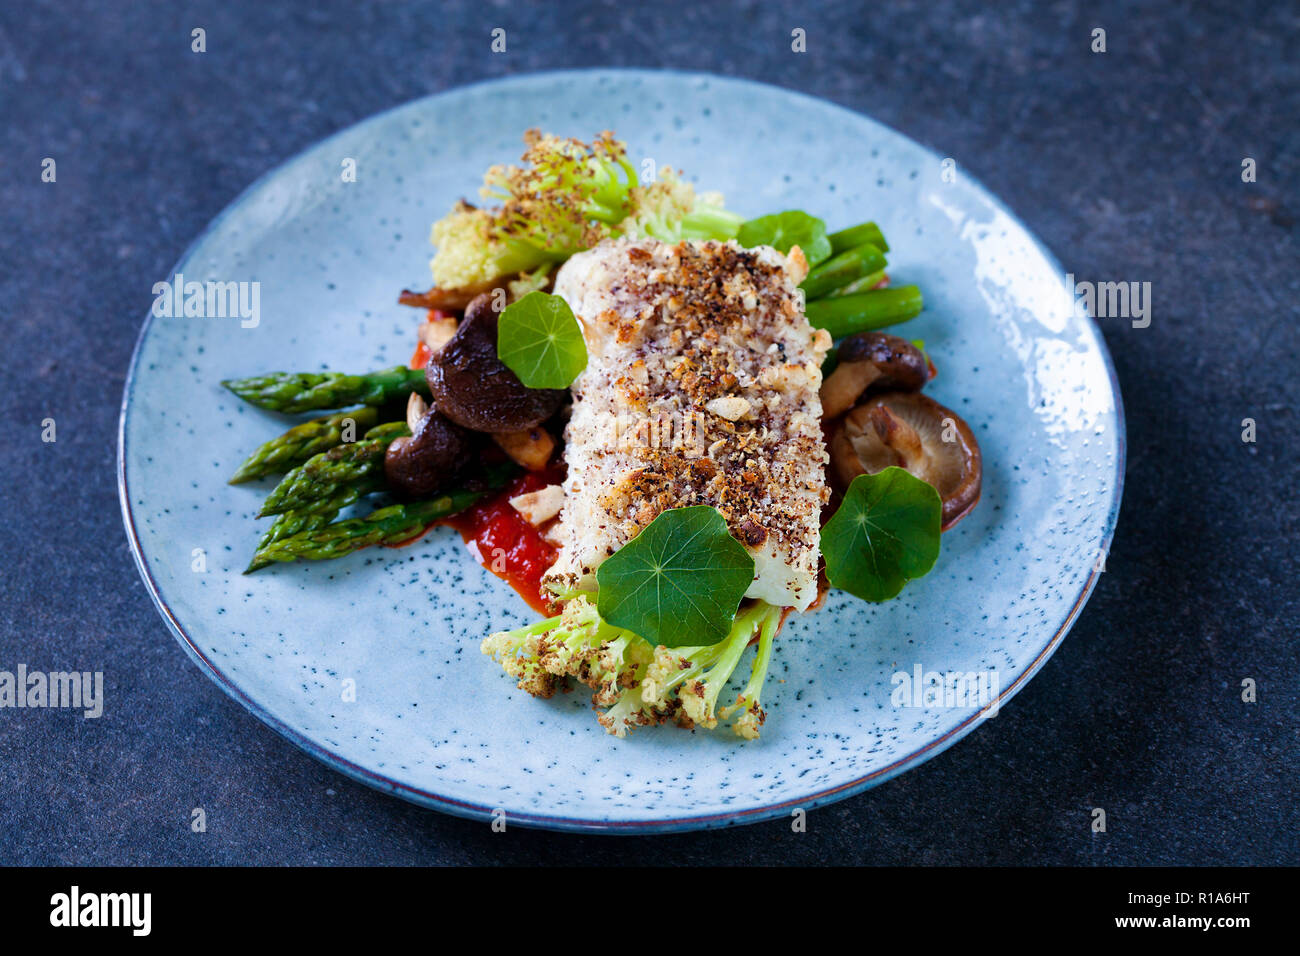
[118,70,1123,833]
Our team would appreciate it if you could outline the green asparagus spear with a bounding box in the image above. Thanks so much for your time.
[362,421,412,441]
[805,285,924,338]
[257,509,335,554]
[251,429,406,560]
[828,221,890,254]
[258,423,409,517]
[252,477,385,556]
[801,243,888,300]
[221,366,429,414]
[228,408,380,484]
[245,494,474,571]
[245,464,518,572]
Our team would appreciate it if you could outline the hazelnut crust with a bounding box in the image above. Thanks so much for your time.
[542,238,829,608]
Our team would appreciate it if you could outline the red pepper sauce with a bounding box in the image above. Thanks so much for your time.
[445,467,563,615]
[409,340,432,371]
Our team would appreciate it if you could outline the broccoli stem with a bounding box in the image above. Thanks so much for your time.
[675,600,780,730]
[678,205,744,241]
[739,610,779,703]
[722,604,782,738]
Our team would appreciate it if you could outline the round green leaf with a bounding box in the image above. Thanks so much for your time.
[496,291,588,389]
[821,467,942,603]
[736,210,833,266]
[596,506,755,648]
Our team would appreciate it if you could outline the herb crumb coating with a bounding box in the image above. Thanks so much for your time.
[545,237,830,611]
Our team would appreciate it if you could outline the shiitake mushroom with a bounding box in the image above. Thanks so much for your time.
[425,294,566,432]
[830,391,982,530]
[384,408,474,499]
[820,332,933,419]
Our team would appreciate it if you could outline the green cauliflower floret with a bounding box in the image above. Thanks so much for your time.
[618,171,743,247]
[504,263,554,301]
[481,595,650,705]
[620,168,742,244]
[430,130,743,291]
[675,602,782,734]
[430,203,556,293]
[484,595,785,740]
[604,601,783,738]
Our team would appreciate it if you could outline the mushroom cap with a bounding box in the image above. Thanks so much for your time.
[831,391,981,530]
[425,294,566,432]
[836,332,932,392]
[820,332,932,419]
[383,409,474,499]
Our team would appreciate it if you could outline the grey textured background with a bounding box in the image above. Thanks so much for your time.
[1,0,1296,865]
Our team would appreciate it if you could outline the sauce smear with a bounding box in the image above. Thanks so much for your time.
[445,467,562,615]
[409,340,432,371]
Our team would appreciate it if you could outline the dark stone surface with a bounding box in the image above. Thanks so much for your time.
[1,0,1296,865]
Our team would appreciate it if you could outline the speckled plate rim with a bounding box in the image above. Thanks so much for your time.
[118,68,1126,835]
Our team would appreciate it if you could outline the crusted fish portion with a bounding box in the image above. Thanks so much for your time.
[543,237,831,612]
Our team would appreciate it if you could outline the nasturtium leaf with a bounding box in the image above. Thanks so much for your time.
[737,210,833,266]
[596,506,755,648]
[821,467,942,603]
[496,291,588,389]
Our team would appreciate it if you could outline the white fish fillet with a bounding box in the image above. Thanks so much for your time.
[542,237,831,613]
